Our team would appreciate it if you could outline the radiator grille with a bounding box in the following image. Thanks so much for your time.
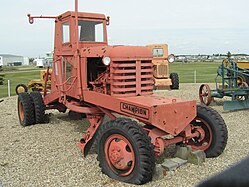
[155,64,167,78]
[110,60,153,97]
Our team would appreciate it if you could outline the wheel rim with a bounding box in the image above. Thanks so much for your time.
[17,86,26,94]
[199,84,212,105]
[187,118,212,151]
[104,134,135,176]
[18,100,24,122]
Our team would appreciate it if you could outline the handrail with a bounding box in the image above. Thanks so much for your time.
[56,76,77,92]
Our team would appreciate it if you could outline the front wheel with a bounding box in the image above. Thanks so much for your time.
[95,118,155,185]
[199,84,212,106]
[187,105,228,157]
[16,84,28,95]
[170,72,179,89]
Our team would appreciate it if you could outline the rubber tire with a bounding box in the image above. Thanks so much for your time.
[15,84,28,95]
[245,73,249,85]
[191,105,228,158]
[95,118,155,185]
[237,73,249,86]
[170,73,179,89]
[30,91,46,124]
[18,92,35,126]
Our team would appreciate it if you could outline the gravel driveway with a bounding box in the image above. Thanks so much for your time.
[0,83,248,187]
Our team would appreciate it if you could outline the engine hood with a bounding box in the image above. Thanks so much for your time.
[80,45,152,60]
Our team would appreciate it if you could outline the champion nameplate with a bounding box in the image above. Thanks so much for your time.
[120,102,149,119]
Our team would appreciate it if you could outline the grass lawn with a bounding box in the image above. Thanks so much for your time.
[0,69,40,98]
[0,62,222,98]
[169,62,220,83]
[2,65,38,72]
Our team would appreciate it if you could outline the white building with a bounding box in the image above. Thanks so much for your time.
[0,56,3,66]
[23,57,29,65]
[0,54,29,66]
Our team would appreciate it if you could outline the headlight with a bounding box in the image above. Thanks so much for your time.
[168,54,175,63]
[102,57,111,66]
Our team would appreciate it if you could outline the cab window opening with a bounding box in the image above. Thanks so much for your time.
[78,20,104,42]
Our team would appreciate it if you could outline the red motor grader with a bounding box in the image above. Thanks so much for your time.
[17,1,228,184]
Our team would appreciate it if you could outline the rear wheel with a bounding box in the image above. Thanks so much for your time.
[15,84,28,95]
[237,74,249,86]
[170,73,179,89]
[30,91,46,124]
[17,92,35,126]
[236,82,249,101]
[95,118,155,184]
[187,105,228,157]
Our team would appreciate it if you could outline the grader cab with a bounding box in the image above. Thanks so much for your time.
[146,44,179,90]
[17,0,228,184]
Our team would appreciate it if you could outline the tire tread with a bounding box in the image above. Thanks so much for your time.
[170,72,179,89]
[18,92,35,126]
[197,105,228,157]
[30,91,46,124]
[95,118,155,184]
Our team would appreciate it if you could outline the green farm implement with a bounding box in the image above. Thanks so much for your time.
[199,55,249,111]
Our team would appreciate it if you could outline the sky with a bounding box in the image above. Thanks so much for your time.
[0,0,249,57]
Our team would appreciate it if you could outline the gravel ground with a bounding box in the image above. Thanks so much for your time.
[0,83,249,187]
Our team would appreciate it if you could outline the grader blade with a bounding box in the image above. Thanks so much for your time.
[223,100,249,111]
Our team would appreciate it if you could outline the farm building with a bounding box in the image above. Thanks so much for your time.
[0,54,29,66]
[0,56,3,66]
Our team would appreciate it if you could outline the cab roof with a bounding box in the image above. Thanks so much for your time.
[58,11,106,20]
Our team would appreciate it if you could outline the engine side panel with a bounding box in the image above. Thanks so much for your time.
[83,91,196,135]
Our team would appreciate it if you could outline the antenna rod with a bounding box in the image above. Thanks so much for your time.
[74,0,83,99]
[75,0,79,50]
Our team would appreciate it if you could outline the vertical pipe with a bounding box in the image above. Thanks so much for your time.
[222,62,225,88]
[74,0,83,99]
[8,80,10,97]
[75,0,79,50]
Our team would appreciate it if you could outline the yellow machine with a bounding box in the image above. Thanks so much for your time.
[146,44,179,89]
[237,61,249,85]
[15,69,52,95]
[237,61,249,69]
